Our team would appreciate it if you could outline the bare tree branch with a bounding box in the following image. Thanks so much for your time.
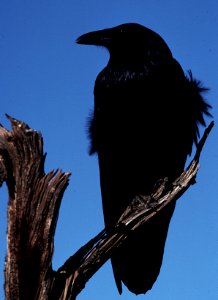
[0,115,213,300]
[53,121,214,300]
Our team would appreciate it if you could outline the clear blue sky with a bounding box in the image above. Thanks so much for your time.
[0,1,217,299]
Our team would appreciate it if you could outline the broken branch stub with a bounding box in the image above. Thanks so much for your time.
[0,115,70,300]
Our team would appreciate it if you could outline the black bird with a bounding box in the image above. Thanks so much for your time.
[76,23,211,295]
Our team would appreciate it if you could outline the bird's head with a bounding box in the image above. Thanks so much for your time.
[76,23,172,64]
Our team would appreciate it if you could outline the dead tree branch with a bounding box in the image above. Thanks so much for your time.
[0,115,70,300]
[52,121,214,299]
[0,115,213,300]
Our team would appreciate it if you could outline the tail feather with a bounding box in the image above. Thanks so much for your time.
[111,201,176,294]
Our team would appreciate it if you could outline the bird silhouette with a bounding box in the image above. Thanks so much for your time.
[76,23,211,295]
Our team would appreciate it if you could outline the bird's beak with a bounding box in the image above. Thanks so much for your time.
[76,28,111,47]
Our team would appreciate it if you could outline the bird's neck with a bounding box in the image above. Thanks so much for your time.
[108,51,145,68]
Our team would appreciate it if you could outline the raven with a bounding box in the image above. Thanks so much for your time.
[76,23,211,295]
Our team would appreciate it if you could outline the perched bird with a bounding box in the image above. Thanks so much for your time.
[76,23,211,295]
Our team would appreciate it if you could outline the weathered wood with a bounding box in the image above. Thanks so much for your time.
[52,121,214,299]
[0,115,213,300]
[0,115,70,300]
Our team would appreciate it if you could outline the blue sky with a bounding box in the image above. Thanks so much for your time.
[0,1,217,299]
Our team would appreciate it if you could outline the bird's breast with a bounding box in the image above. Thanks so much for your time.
[91,62,191,189]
